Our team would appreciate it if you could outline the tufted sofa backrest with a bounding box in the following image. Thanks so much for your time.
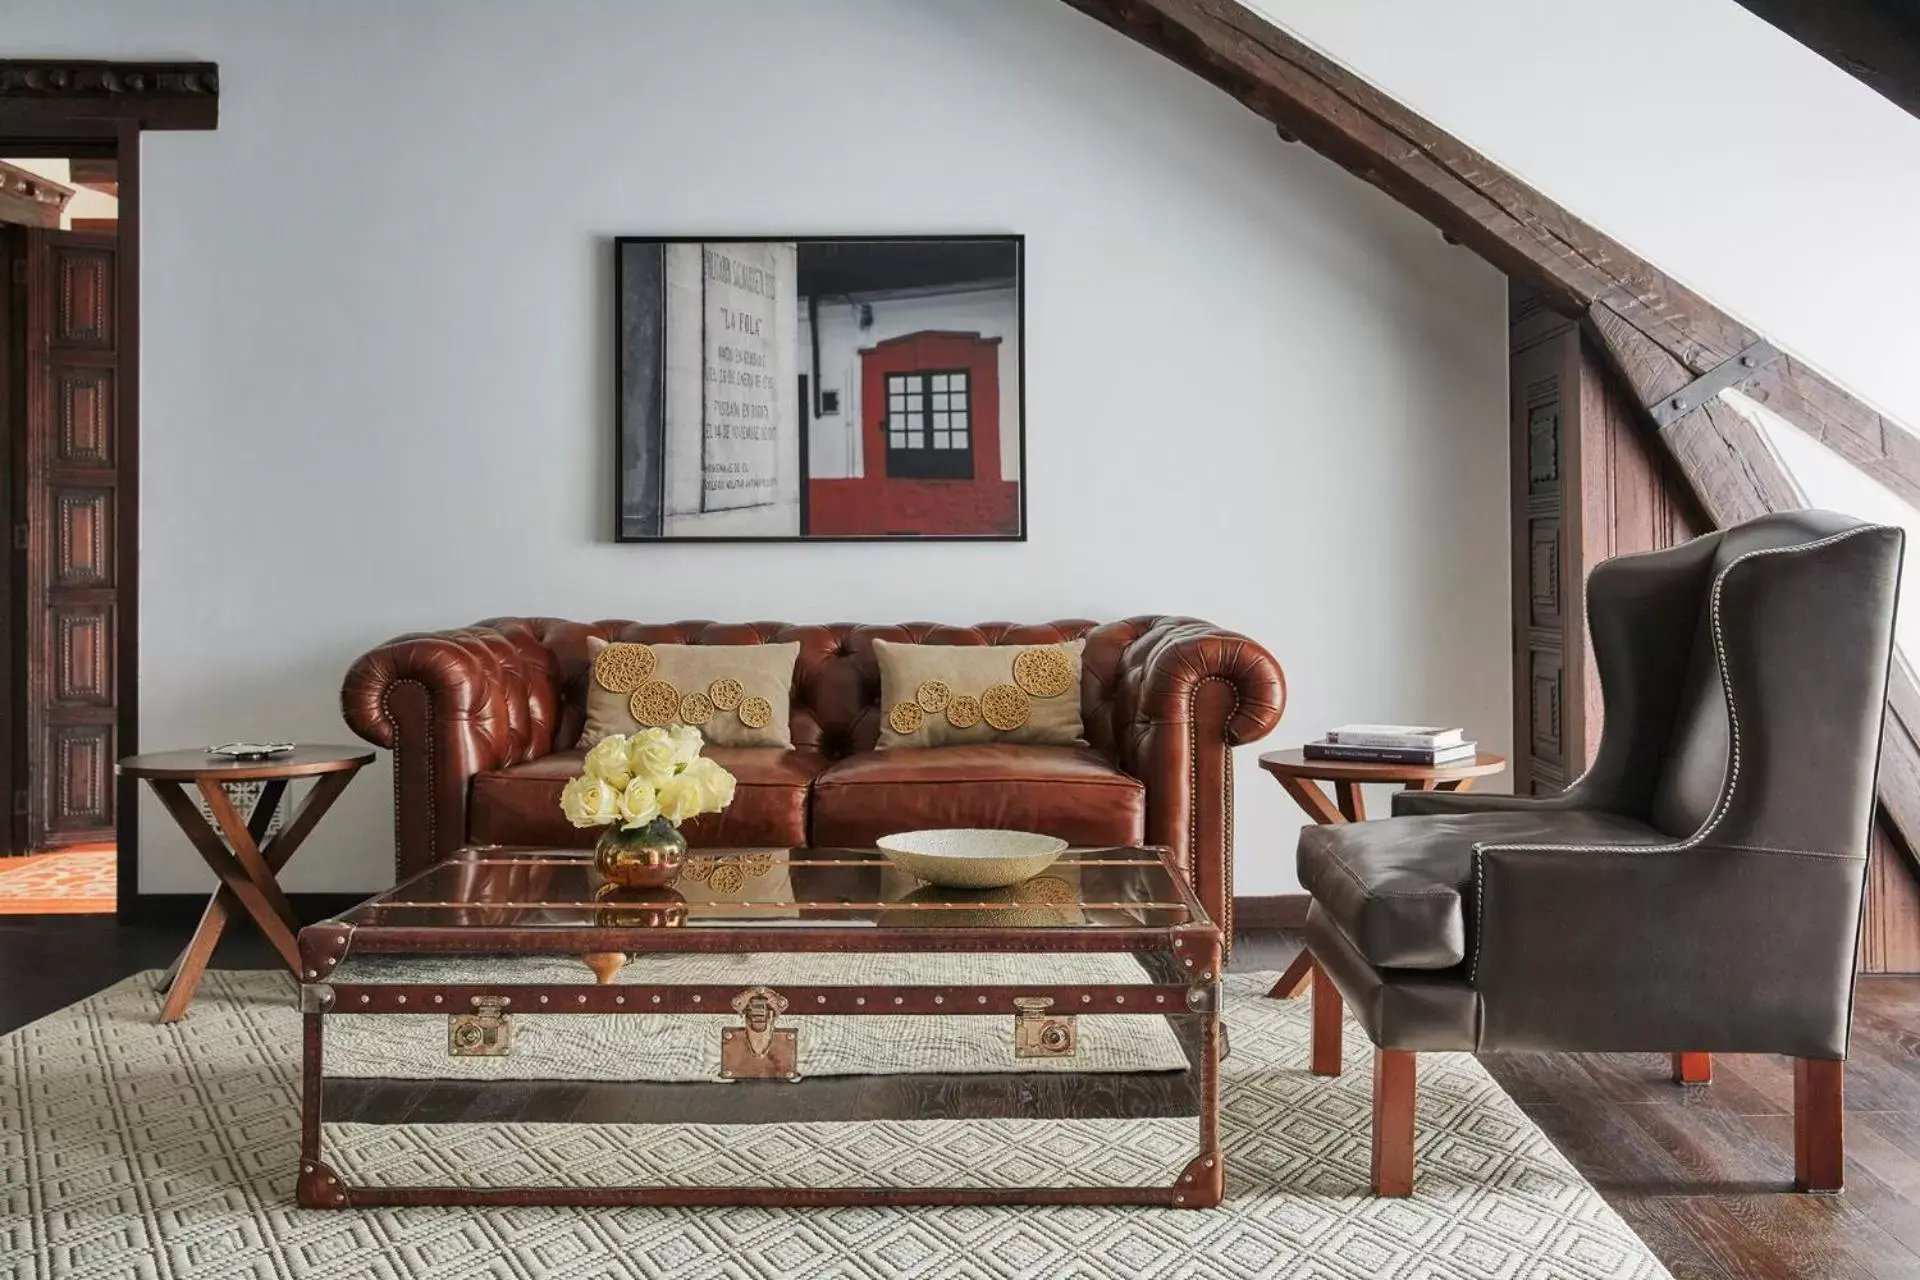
[469,617,1189,764]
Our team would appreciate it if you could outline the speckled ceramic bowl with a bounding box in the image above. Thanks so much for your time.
[876,829,1069,889]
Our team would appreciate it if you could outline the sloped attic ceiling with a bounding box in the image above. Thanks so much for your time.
[1055,0,1920,855]
[1733,0,1920,121]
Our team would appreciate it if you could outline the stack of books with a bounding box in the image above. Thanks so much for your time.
[1303,724,1477,766]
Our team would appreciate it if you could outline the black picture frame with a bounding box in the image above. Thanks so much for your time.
[614,234,1026,543]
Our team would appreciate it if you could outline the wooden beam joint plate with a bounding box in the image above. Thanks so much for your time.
[1648,339,1781,427]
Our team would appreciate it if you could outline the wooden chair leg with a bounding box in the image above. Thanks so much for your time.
[1371,1048,1416,1196]
[1311,963,1342,1076]
[1794,1057,1844,1193]
[1671,1052,1712,1085]
[1268,951,1314,999]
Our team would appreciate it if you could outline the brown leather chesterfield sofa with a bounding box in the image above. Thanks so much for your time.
[342,617,1285,935]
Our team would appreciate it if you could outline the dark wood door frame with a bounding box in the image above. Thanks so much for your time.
[1,60,218,915]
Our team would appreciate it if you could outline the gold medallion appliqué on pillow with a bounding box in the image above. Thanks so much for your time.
[945,694,982,729]
[1012,646,1076,699]
[980,683,1031,731]
[888,701,925,735]
[915,680,952,713]
[707,678,744,711]
[593,642,656,693]
[630,681,682,728]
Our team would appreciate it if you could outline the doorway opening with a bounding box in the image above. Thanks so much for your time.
[0,147,129,916]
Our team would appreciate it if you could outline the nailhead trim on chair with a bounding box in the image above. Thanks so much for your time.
[1467,524,1889,983]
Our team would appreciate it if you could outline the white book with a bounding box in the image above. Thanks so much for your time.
[1326,723,1465,749]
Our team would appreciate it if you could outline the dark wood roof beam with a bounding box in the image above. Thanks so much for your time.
[1060,0,1920,510]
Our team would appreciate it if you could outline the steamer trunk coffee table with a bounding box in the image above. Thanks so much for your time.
[296,845,1225,1209]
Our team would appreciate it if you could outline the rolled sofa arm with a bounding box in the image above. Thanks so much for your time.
[341,624,551,878]
[1112,618,1286,942]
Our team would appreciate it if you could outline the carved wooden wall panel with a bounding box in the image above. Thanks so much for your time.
[1509,301,1581,796]
[1862,819,1920,973]
[52,488,112,588]
[53,247,112,349]
[55,367,114,468]
[52,607,112,706]
[1509,287,1707,793]
[46,722,111,834]
[22,230,119,848]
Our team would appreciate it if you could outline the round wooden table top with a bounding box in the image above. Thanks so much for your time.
[118,744,375,782]
[1258,747,1507,785]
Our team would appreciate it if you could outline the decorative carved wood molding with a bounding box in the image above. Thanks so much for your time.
[1060,0,1920,873]
[0,60,218,131]
[0,158,74,228]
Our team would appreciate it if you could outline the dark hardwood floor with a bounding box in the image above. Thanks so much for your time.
[2,916,1916,1278]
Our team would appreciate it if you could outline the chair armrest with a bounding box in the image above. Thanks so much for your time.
[341,625,548,877]
[1111,618,1285,940]
[1391,790,1575,819]
[1470,839,1864,1058]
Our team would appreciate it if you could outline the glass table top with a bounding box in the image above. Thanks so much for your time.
[330,846,1200,934]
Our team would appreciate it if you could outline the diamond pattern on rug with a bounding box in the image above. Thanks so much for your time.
[0,848,115,916]
[0,970,1672,1279]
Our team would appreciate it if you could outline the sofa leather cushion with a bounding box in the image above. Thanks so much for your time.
[811,744,1144,849]
[470,747,828,849]
[581,638,801,749]
[873,639,1086,749]
[1297,808,1666,969]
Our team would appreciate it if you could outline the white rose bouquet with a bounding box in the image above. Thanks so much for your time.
[563,726,736,887]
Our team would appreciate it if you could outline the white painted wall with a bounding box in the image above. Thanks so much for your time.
[6,0,1512,896]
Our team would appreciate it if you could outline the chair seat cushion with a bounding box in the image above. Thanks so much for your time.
[811,745,1145,849]
[469,748,830,849]
[1297,808,1665,969]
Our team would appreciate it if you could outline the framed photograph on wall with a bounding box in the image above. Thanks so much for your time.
[616,234,1025,541]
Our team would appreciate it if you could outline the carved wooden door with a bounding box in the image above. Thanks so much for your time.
[1507,287,1704,795]
[21,229,118,847]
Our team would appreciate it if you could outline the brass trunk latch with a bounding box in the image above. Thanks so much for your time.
[1014,996,1077,1058]
[720,985,798,1080]
[449,997,512,1057]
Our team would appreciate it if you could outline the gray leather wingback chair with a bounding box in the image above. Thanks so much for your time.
[1296,510,1903,1196]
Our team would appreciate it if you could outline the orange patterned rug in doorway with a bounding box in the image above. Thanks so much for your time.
[0,846,115,915]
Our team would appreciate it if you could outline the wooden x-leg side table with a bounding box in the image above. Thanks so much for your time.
[1258,747,1506,1005]
[118,746,373,1022]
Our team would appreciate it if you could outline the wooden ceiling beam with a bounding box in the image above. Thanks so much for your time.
[1058,0,1920,506]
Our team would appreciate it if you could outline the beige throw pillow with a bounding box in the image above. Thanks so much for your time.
[874,638,1085,749]
[582,638,799,749]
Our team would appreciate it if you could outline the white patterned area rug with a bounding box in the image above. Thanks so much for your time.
[0,971,1671,1280]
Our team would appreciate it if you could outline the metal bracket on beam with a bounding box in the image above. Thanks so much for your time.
[1648,339,1781,428]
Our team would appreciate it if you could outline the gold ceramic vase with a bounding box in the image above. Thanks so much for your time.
[593,817,688,889]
